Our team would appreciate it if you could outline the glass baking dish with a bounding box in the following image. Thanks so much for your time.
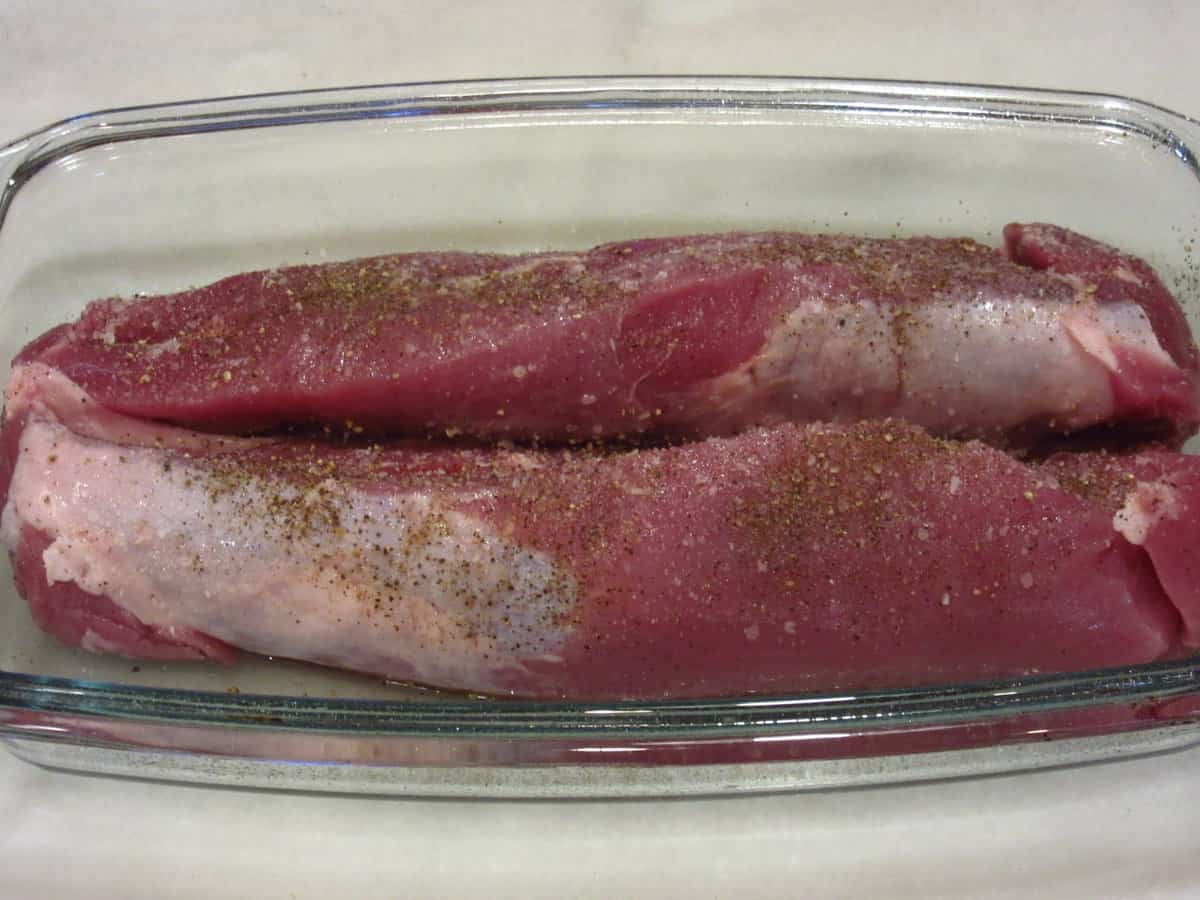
[1,75,1199,798]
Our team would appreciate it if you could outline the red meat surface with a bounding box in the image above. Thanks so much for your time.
[3,365,1195,700]
[18,225,1200,446]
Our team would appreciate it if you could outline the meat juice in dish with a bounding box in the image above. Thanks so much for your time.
[2,224,1198,700]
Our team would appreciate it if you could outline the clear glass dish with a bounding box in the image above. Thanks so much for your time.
[1,75,1199,798]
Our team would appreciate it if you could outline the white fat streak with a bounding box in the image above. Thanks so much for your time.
[702,295,1177,435]
[703,298,899,425]
[79,628,131,655]
[1105,302,1167,356]
[442,254,583,291]
[899,297,1122,432]
[1,418,576,691]
[6,363,271,454]
[141,337,182,359]
[1113,481,1182,545]
[1075,302,1176,370]
[1113,266,1146,287]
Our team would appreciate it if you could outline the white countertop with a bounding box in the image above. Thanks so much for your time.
[2,2,1200,896]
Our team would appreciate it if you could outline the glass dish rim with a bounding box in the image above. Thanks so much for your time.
[2,74,1199,744]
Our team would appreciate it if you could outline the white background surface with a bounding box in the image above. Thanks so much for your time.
[2,2,1200,897]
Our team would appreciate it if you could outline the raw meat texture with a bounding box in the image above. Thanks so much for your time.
[15,529,236,663]
[1041,447,1200,645]
[17,225,1200,446]
[2,365,1195,700]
